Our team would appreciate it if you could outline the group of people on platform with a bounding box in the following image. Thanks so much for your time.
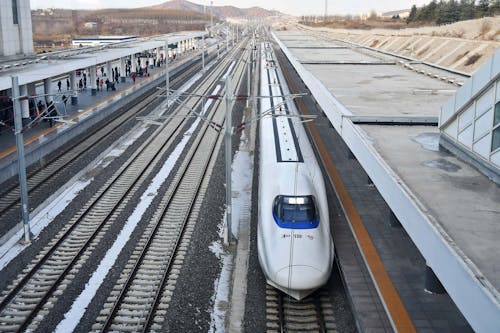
[0,52,180,134]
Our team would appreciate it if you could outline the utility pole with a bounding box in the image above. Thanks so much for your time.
[324,0,328,21]
[224,75,232,245]
[11,76,31,244]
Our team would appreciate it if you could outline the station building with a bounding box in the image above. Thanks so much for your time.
[0,0,33,56]
[439,51,500,184]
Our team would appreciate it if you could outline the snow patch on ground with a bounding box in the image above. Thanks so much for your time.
[208,240,233,333]
[209,128,254,332]
[0,178,92,271]
[98,126,148,168]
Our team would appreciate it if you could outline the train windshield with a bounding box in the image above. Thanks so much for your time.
[272,195,319,229]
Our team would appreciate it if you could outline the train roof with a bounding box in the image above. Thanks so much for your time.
[260,45,303,164]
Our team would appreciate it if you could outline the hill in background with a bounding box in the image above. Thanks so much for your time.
[32,7,211,52]
[149,0,285,18]
[32,0,284,52]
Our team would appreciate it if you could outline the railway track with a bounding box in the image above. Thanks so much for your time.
[265,285,338,333]
[0,43,243,332]
[91,40,250,333]
[0,54,206,229]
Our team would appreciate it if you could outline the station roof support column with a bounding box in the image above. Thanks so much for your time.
[43,78,53,103]
[156,47,161,66]
[131,54,136,73]
[19,84,29,119]
[120,57,127,82]
[106,61,112,83]
[89,65,97,95]
[27,82,36,107]
[70,71,78,105]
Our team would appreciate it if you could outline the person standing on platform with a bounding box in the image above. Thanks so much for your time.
[66,78,70,91]
[83,76,87,90]
[57,80,62,92]
[62,95,68,114]
[100,67,104,77]
[132,72,136,84]
[96,77,99,91]
[99,78,103,91]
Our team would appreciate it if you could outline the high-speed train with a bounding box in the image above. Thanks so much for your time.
[257,43,334,300]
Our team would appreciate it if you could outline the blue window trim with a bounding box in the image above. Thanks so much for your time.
[272,212,319,229]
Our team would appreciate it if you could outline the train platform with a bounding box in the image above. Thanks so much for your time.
[0,47,208,184]
[274,29,500,332]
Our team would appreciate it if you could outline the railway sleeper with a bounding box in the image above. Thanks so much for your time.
[90,323,104,331]
[18,289,47,298]
[7,302,37,311]
[285,322,321,331]
[285,308,317,317]
[123,295,154,304]
[109,323,146,332]
[140,263,165,270]
[134,273,158,281]
[0,324,20,331]
[129,284,158,292]
[36,268,65,276]
[150,323,163,331]
[116,308,149,317]
[137,269,163,277]
[284,315,320,324]
[0,314,27,324]
[120,302,155,311]
[113,316,146,325]
[23,284,51,292]
[127,290,157,298]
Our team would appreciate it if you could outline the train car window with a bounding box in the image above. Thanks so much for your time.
[272,195,319,229]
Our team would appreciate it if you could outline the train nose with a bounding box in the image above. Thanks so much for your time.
[274,265,326,290]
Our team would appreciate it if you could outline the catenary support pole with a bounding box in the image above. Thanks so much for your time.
[246,50,251,108]
[11,76,31,244]
[224,75,232,245]
[165,41,170,107]
[202,32,205,70]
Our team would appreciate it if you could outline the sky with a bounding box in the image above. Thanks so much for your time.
[30,0,431,16]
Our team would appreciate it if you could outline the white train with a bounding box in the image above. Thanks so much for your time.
[257,43,334,300]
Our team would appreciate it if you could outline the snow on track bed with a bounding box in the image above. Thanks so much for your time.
[0,56,228,332]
